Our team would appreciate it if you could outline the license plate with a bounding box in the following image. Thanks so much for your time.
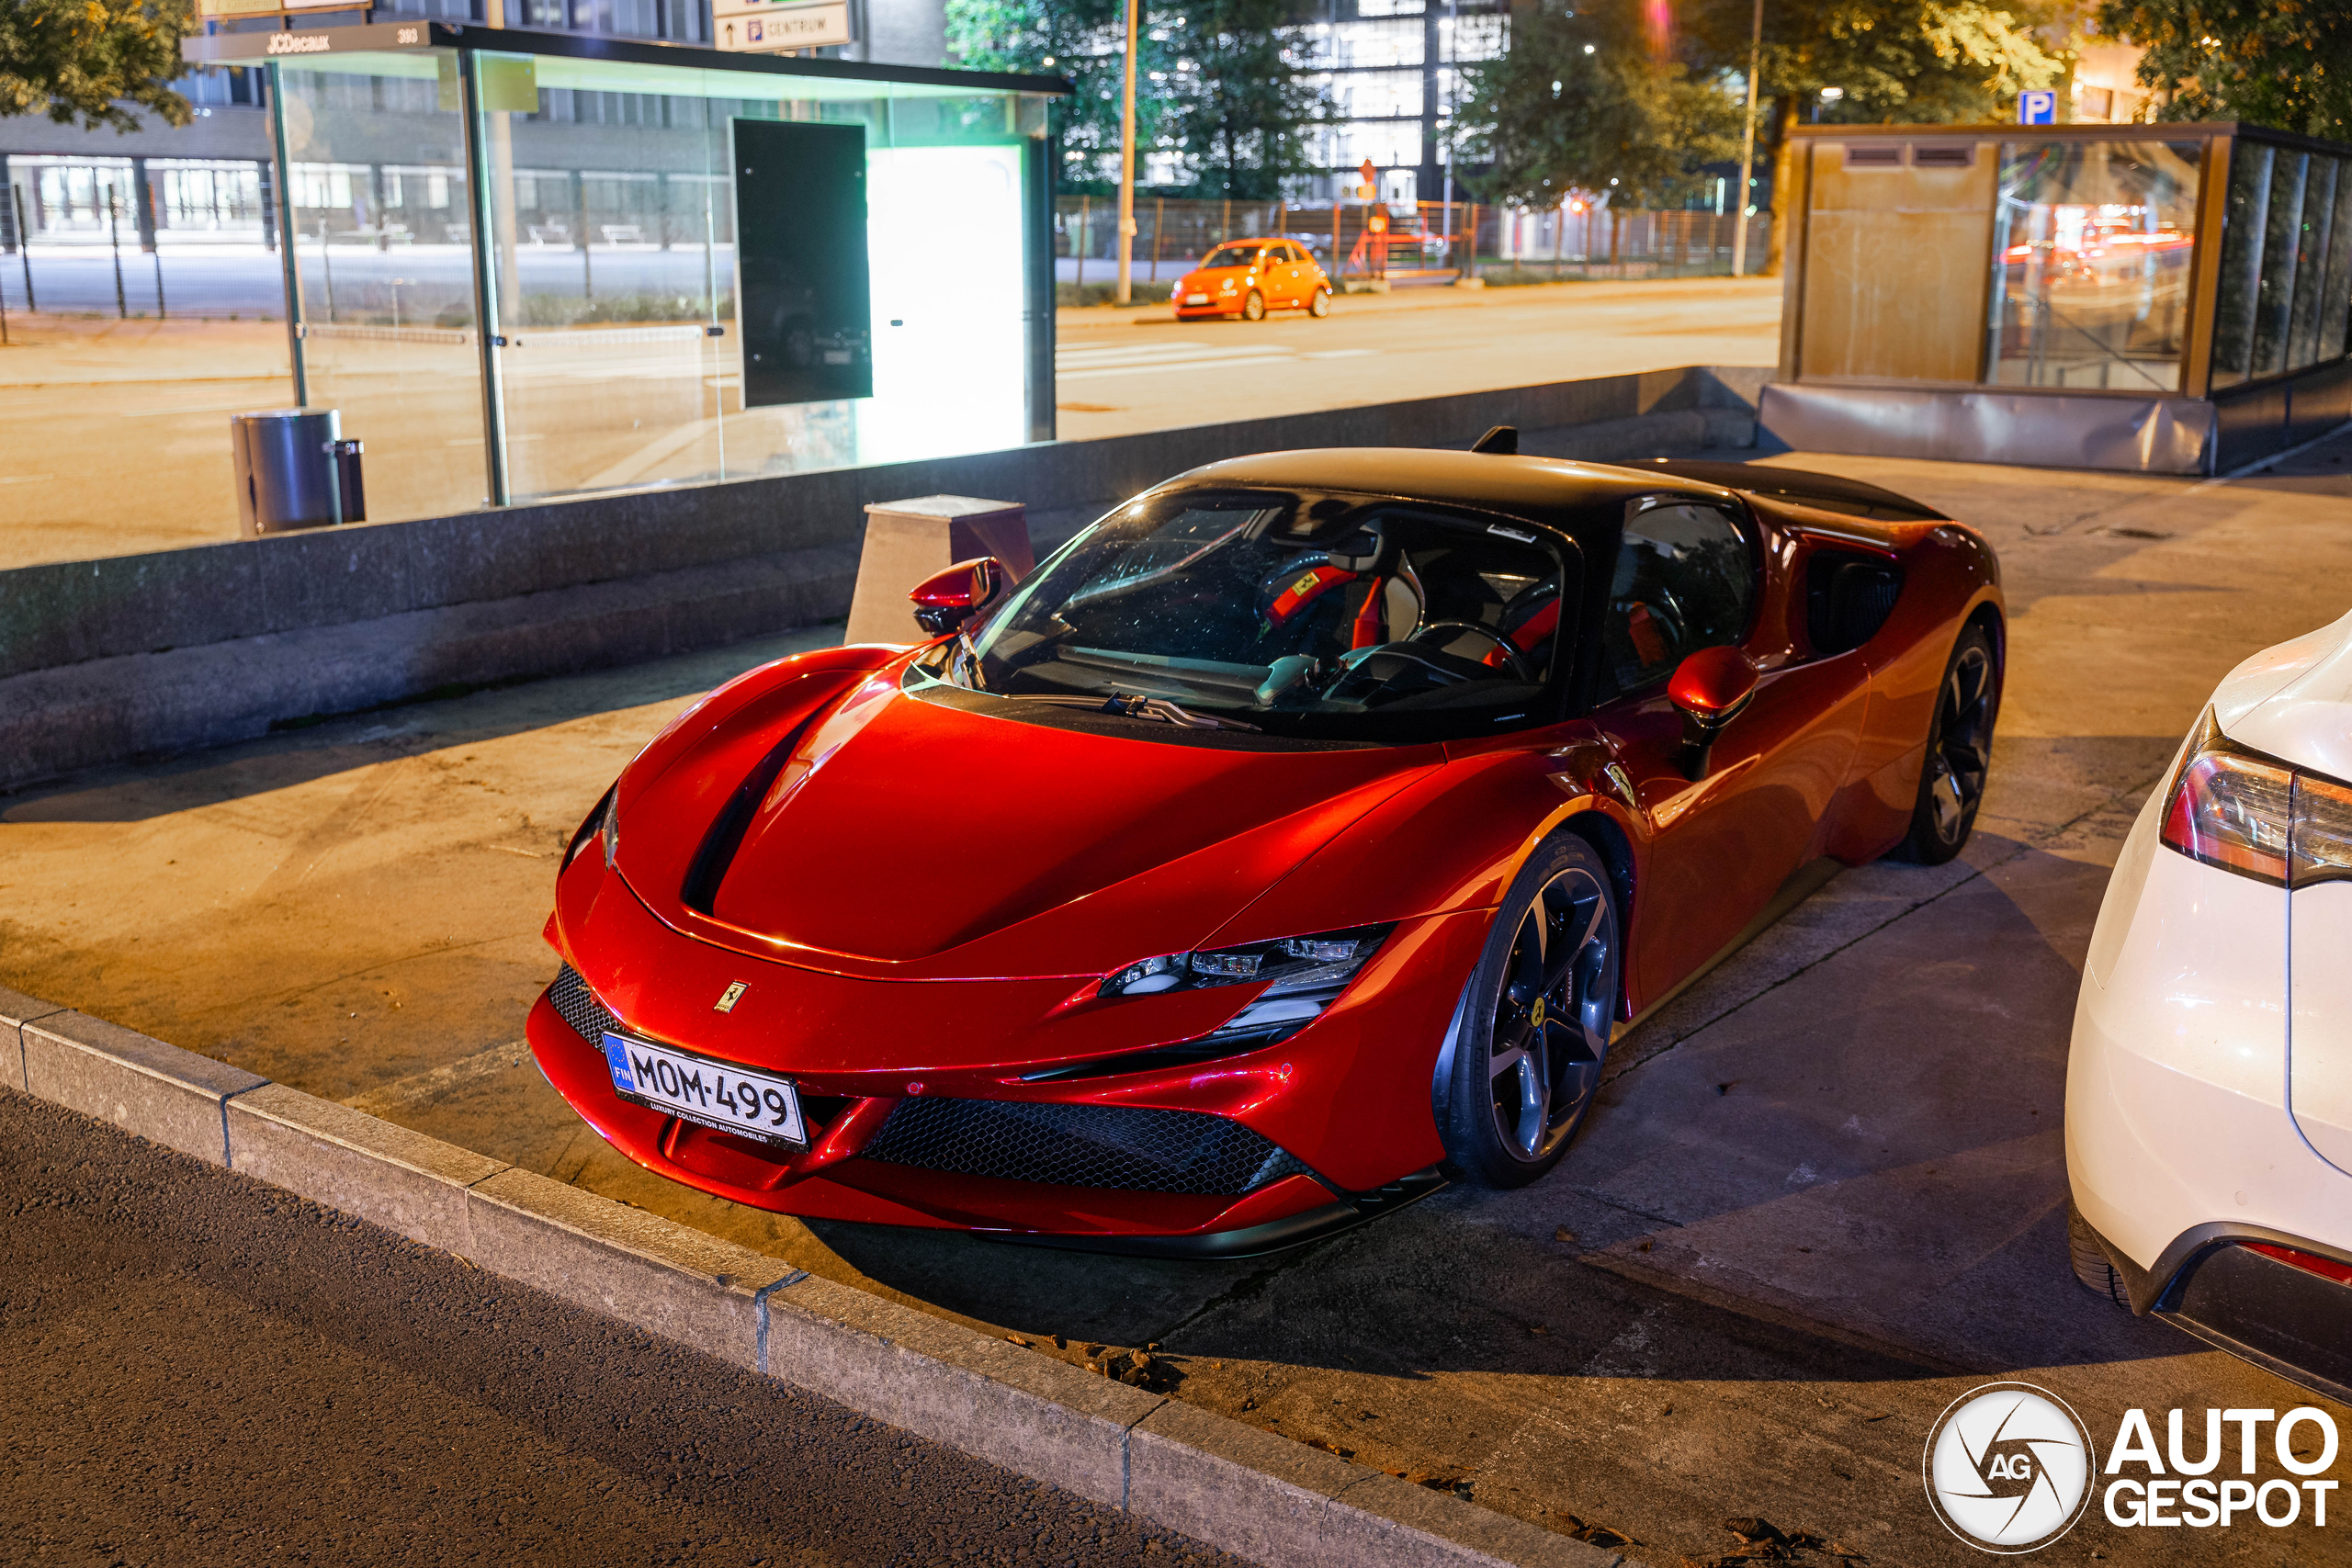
[1184,293,1209,306]
[602,1032,807,1147]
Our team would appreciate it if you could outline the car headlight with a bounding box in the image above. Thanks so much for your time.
[1101,924,1394,1043]
[1220,278,1236,291]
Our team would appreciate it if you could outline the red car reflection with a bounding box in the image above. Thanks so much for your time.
[530,449,2003,1256]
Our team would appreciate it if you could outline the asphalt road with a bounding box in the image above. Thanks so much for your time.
[1049,277,1781,444]
[0,1089,1252,1568]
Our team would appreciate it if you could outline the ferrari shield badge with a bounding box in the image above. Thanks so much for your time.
[715,981,749,1013]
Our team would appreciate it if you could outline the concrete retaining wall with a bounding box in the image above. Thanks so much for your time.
[0,984,1622,1568]
[0,365,1770,793]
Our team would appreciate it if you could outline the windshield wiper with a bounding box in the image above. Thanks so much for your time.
[1017,692,1260,732]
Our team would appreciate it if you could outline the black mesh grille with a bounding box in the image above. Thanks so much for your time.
[861,1097,1315,1196]
[548,964,618,1045]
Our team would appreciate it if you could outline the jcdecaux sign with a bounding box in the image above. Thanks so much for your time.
[1923,1382,2341,1553]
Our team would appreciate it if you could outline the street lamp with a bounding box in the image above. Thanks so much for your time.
[1729,0,1762,277]
[1116,0,1139,305]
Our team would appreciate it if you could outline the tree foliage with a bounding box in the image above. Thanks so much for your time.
[1154,0,1332,198]
[947,0,1329,197]
[1716,0,2068,125]
[2094,0,2352,138]
[1460,0,1741,208]
[0,0,193,132]
[946,0,1169,192]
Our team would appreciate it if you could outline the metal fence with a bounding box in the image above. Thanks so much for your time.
[1056,194,1771,287]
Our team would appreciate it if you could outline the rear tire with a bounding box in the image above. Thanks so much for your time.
[1241,289,1266,321]
[1892,622,1997,864]
[2069,1203,2130,1307]
[1439,832,1622,1189]
[1308,288,1331,318]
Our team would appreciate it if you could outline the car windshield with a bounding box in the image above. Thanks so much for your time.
[1199,244,1266,269]
[926,491,1577,744]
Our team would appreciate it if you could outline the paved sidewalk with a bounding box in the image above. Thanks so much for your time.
[0,1088,1250,1568]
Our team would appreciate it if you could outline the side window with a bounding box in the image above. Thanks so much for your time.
[1602,502,1755,694]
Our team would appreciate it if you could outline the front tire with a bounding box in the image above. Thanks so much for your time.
[1893,622,1997,864]
[1308,288,1331,318]
[1440,832,1622,1189]
[1241,289,1266,321]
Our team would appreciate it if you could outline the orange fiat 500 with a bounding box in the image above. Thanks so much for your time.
[1174,240,1333,321]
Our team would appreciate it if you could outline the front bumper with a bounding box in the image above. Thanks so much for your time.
[533,864,1483,1249]
[528,989,1443,1253]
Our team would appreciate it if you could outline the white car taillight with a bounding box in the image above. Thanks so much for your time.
[2160,711,2352,888]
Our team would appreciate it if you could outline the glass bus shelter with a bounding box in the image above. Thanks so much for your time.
[182,21,1062,523]
[1769,121,2352,473]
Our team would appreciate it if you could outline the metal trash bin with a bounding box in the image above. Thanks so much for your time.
[230,409,367,536]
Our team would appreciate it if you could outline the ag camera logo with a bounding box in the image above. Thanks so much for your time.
[1924,1382,2097,1553]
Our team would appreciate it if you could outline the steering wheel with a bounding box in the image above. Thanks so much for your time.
[1612,586,1690,660]
[1408,621,1535,682]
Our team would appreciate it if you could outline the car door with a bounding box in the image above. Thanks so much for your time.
[1280,243,1309,304]
[1590,498,1868,1005]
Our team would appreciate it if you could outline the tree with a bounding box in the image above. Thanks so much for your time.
[1679,0,2068,266]
[946,0,1170,192]
[0,0,194,133]
[1156,0,1333,198]
[1460,0,1742,209]
[2094,0,2352,138]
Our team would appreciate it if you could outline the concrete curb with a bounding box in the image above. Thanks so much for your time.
[0,993,1623,1568]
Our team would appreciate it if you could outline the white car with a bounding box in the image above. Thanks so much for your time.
[2068,611,2352,1403]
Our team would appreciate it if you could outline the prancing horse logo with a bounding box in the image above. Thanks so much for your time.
[715,981,749,1013]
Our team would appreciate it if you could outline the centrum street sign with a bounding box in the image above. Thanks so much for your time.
[713,0,852,52]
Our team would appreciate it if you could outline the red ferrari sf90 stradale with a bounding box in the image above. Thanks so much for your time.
[529,445,2001,1256]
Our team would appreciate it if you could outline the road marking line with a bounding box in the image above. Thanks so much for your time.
[1058,353,1300,381]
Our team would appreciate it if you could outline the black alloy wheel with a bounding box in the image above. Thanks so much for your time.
[1441,833,1622,1188]
[1896,623,1998,864]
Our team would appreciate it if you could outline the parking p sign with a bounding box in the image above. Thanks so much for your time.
[2019,89,2056,124]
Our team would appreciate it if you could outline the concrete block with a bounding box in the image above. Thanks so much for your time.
[1127,1397,1365,1566]
[843,496,1033,646]
[226,1082,507,1251]
[0,545,859,793]
[20,1011,265,1165]
[461,1166,795,1371]
[763,1271,1153,1508]
[0,985,67,1091]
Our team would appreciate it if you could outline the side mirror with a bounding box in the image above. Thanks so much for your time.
[908,557,1007,637]
[1668,645,1758,780]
